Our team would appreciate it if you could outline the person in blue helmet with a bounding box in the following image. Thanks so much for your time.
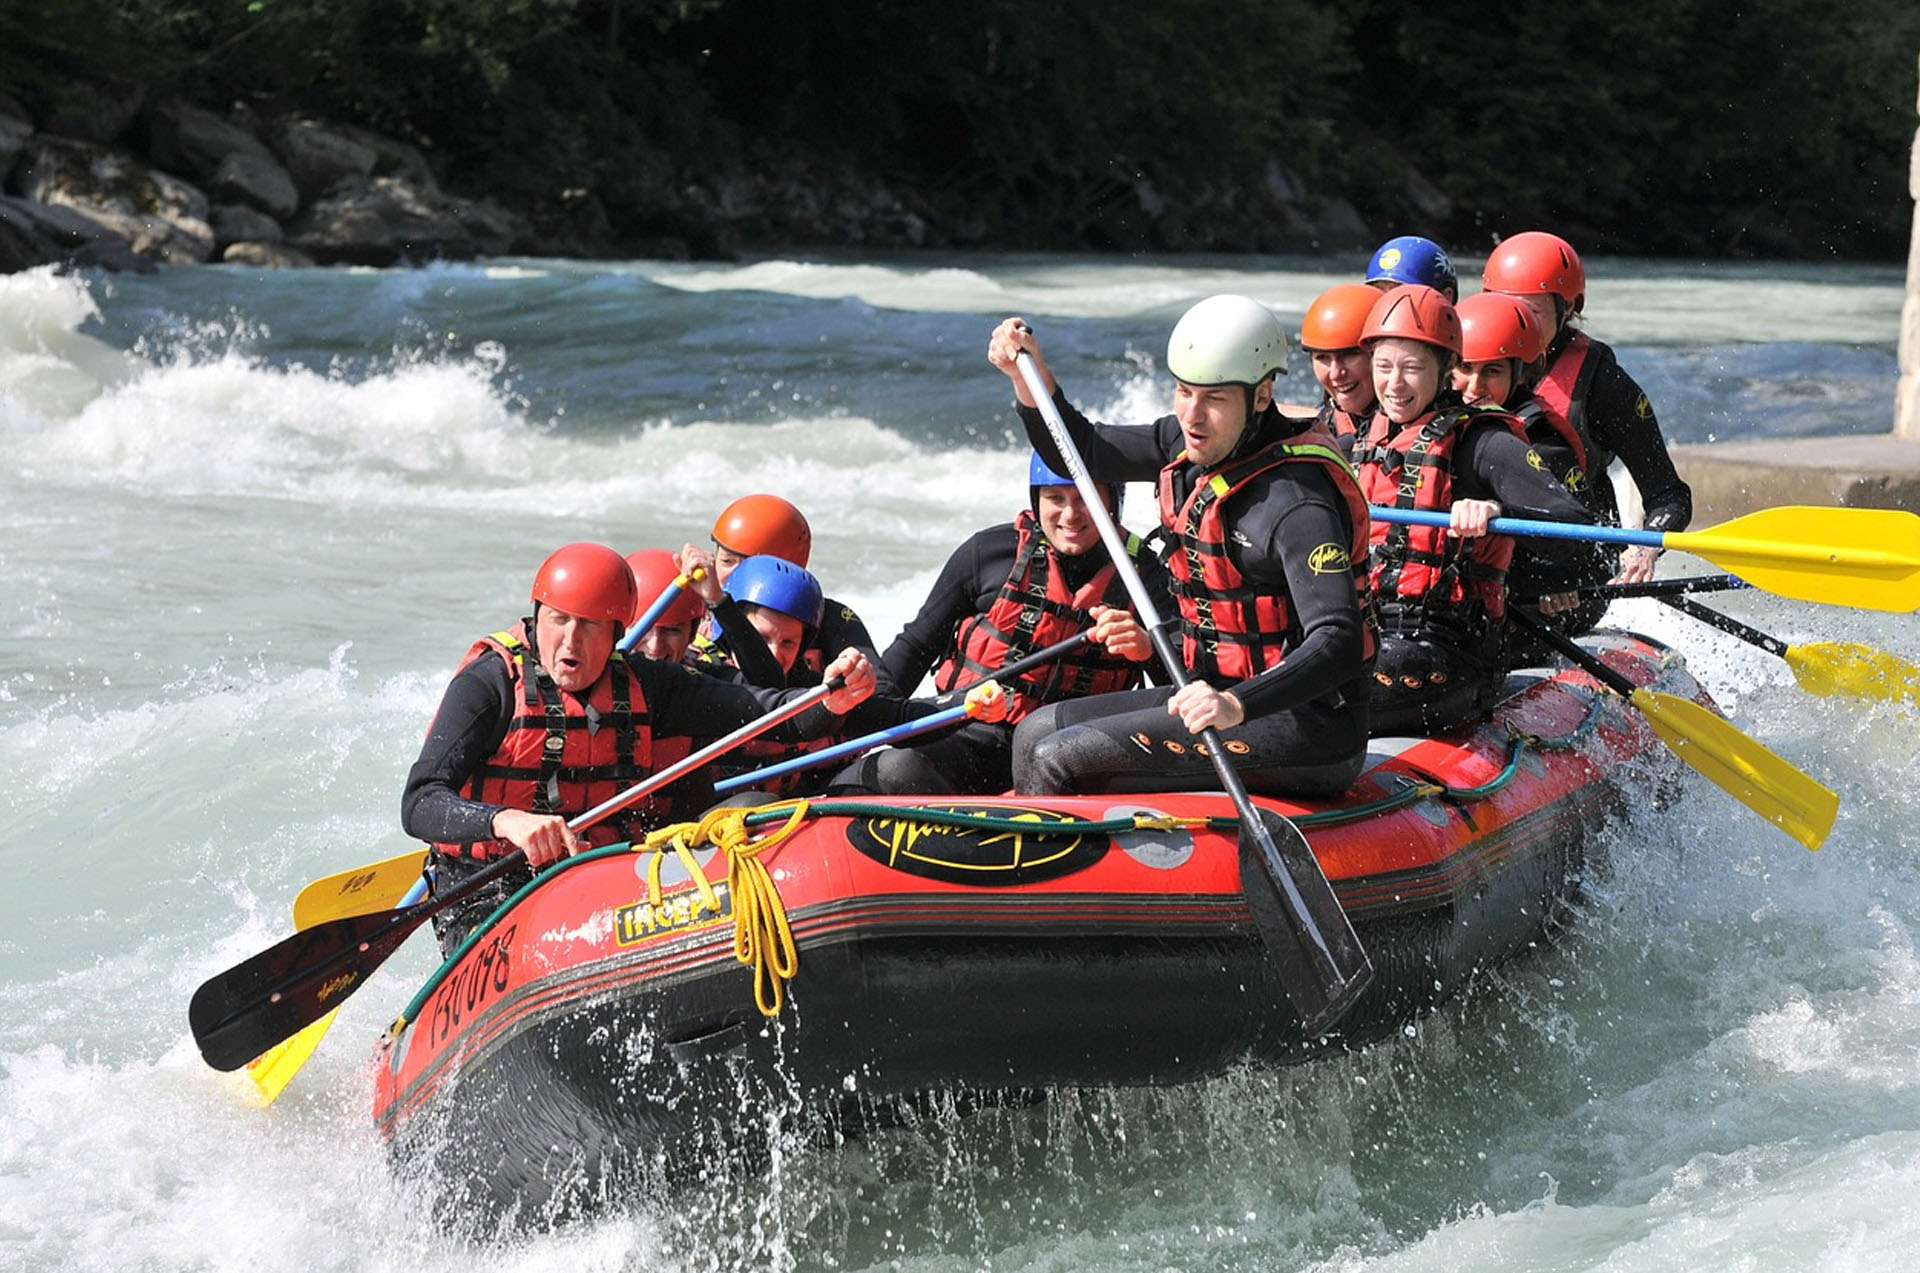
[831,453,1169,795]
[1365,234,1458,303]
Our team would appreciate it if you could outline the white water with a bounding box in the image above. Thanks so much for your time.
[1,253,1915,1272]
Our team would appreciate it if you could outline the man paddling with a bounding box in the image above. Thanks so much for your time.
[401,542,874,952]
[832,453,1169,795]
[986,297,1377,798]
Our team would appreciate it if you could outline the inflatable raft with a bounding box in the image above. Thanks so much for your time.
[371,630,1700,1225]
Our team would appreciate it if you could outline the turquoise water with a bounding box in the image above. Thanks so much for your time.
[1,253,1915,1272]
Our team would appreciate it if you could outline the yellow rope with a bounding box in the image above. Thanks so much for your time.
[635,800,814,1017]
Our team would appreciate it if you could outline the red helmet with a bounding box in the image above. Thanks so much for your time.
[1481,231,1586,313]
[1456,292,1546,365]
[624,549,706,628]
[1360,284,1462,358]
[1298,283,1384,353]
[711,493,812,567]
[531,543,638,623]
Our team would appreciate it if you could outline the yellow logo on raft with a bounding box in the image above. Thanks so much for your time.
[615,883,732,945]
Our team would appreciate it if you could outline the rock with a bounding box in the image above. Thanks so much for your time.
[144,101,300,219]
[210,202,285,249]
[286,174,523,265]
[221,241,317,268]
[267,116,378,200]
[0,195,148,272]
[40,75,146,145]
[14,136,213,264]
[1,98,32,185]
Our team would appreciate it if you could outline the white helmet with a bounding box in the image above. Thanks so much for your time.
[1165,294,1289,387]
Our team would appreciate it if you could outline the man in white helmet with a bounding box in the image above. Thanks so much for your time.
[985,298,1377,798]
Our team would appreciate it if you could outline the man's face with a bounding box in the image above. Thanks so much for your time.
[535,605,618,694]
[744,605,806,675]
[1036,485,1103,557]
[1172,378,1269,467]
[635,619,693,664]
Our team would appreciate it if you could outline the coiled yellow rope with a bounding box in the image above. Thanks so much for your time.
[636,800,813,1017]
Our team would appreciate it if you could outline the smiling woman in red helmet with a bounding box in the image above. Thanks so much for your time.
[1481,231,1693,632]
[400,541,875,953]
[1352,285,1592,737]
[986,296,1375,799]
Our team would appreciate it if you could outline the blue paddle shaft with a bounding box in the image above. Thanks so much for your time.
[1369,506,1656,548]
[616,575,694,653]
[713,702,972,793]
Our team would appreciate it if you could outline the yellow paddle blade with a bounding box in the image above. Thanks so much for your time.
[242,1009,337,1106]
[1785,642,1920,707]
[293,850,428,930]
[1628,687,1838,851]
[1665,506,1920,613]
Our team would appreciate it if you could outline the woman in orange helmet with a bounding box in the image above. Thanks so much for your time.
[1298,281,1385,457]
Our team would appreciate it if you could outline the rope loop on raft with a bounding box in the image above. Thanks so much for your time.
[637,800,812,1017]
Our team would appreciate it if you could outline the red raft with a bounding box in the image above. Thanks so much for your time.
[371,631,1698,1224]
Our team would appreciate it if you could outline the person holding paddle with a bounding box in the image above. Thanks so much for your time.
[986,296,1377,798]
[1480,231,1692,633]
[401,542,875,952]
[833,453,1168,796]
[1353,284,1594,736]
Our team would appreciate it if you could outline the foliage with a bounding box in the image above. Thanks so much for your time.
[0,0,1912,258]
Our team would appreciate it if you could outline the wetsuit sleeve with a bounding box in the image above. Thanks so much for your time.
[1132,536,1178,686]
[1017,391,1179,485]
[880,527,1014,694]
[1227,474,1369,719]
[1584,355,1693,532]
[1456,421,1596,577]
[400,652,517,845]
[816,601,895,696]
[708,598,788,687]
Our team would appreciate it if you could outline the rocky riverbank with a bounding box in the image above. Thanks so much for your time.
[0,78,1391,275]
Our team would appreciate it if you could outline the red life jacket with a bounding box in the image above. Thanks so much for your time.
[1354,404,1529,633]
[1156,425,1377,681]
[1314,400,1367,457]
[1527,330,1597,475]
[931,511,1146,722]
[688,635,830,796]
[435,623,685,861]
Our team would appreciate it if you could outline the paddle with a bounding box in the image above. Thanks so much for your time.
[616,565,707,654]
[1654,594,1920,707]
[1522,574,1747,603]
[712,632,1092,795]
[1505,606,1836,851]
[190,678,845,1072]
[1369,505,1920,612]
[292,848,430,930]
[1014,351,1371,1036]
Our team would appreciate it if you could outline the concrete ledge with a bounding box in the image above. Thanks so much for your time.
[1670,434,1920,524]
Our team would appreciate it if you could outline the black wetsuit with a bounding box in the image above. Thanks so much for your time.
[402,641,841,952]
[1507,332,1693,638]
[831,521,1173,795]
[1362,408,1593,738]
[1014,392,1373,798]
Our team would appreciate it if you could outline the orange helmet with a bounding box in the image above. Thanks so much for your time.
[711,493,812,567]
[1456,293,1546,365]
[531,543,638,624]
[1481,231,1586,313]
[1298,283,1384,353]
[624,549,706,628]
[1360,284,1462,358]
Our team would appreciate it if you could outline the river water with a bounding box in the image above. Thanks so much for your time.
[1,252,1915,1272]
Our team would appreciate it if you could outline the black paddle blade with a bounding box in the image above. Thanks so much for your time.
[189,906,423,1071]
[1239,809,1373,1037]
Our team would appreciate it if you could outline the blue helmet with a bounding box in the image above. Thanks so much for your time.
[1366,235,1458,298]
[1028,451,1122,517]
[723,554,824,628]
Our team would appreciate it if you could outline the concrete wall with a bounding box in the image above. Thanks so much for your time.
[1900,51,1920,440]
